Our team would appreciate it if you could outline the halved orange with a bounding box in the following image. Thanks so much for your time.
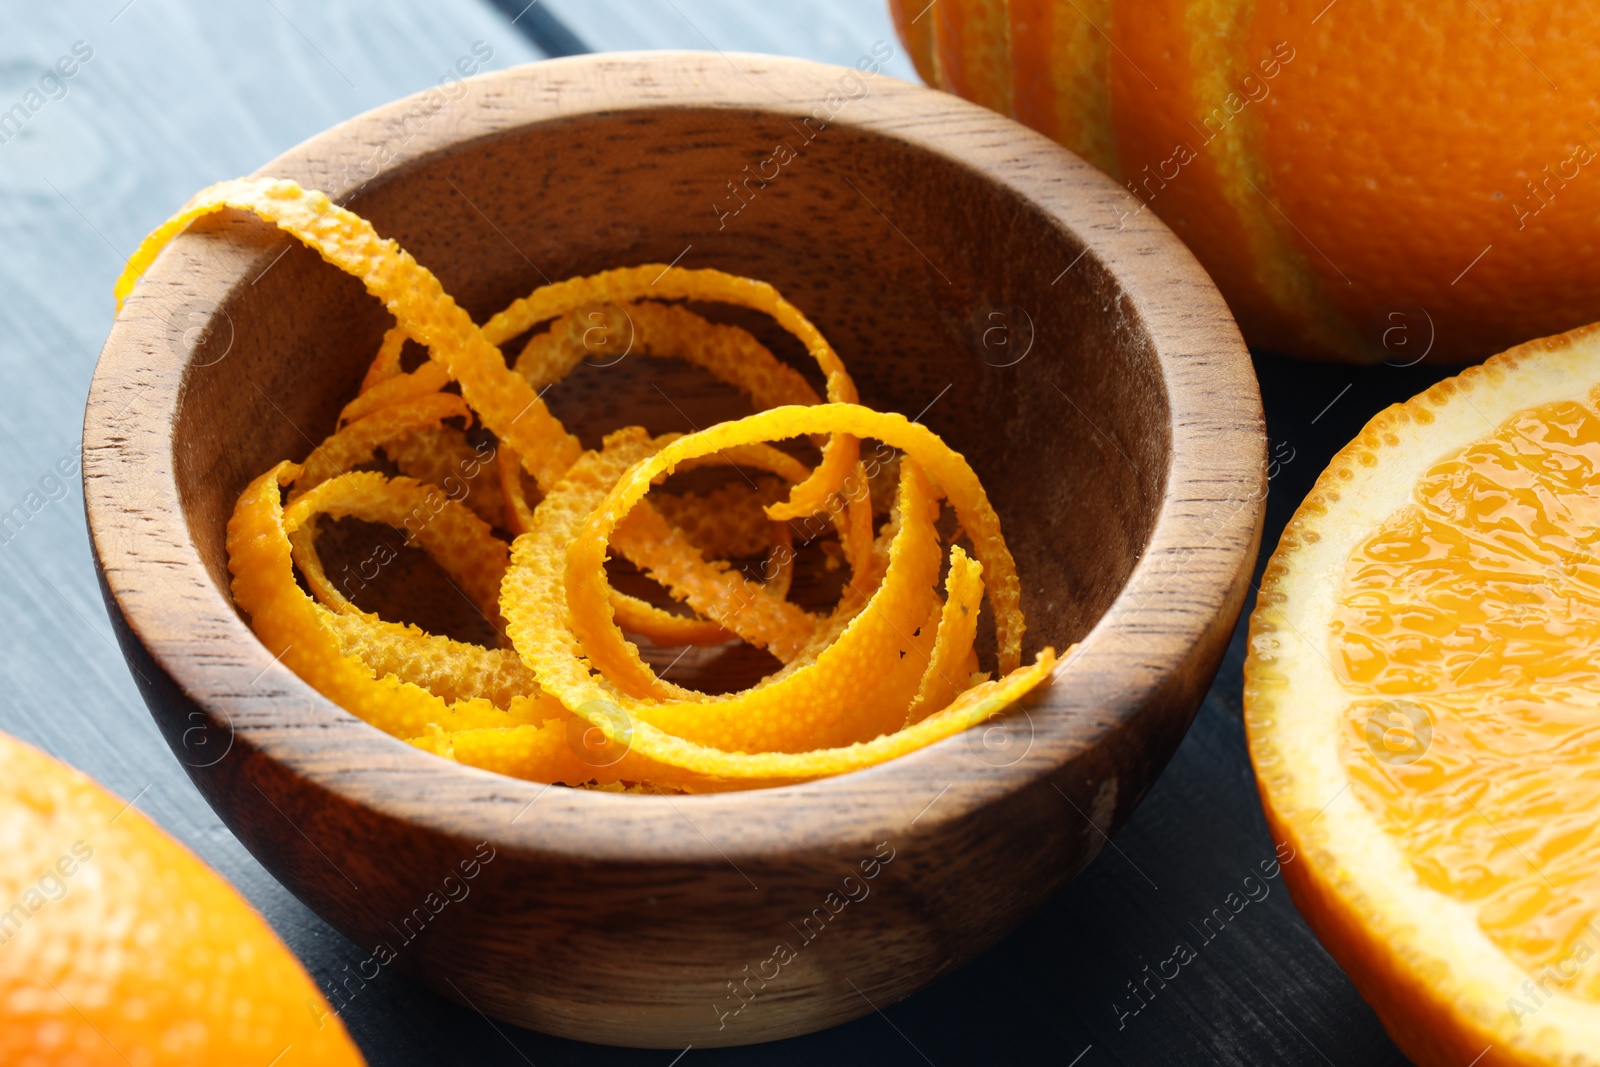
[1246,323,1600,1066]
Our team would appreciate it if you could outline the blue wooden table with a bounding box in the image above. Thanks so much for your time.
[0,1,1439,1062]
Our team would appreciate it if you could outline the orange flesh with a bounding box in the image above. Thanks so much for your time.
[1335,390,1600,994]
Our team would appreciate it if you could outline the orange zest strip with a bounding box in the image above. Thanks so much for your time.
[283,470,508,622]
[905,546,985,725]
[612,494,816,662]
[284,391,480,621]
[340,362,451,426]
[508,432,831,658]
[404,720,784,793]
[291,392,471,498]
[509,447,953,754]
[499,441,743,650]
[496,440,538,535]
[380,426,504,529]
[510,298,873,577]
[114,177,584,490]
[227,463,559,739]
[625,300,824,410]
[657,447,873,589]
[567,404,1026,678]
[616,654,1057,780]
[514,300,823,412]
[520,431,818,698]
[844,592,949,744]
[321,612,535,710]
[478,264,860,520]
[650,478,790,560]
[410,645,1058,786]
[359,325,411,392]
[762,521,795,602]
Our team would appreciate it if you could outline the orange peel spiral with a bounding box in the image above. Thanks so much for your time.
[122,176,1061,793]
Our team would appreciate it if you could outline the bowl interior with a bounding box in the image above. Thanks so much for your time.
[172,104,1169,686]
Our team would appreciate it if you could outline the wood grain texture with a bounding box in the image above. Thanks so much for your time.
[84,51,1262,1047]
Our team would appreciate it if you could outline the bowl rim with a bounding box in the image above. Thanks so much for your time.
[84,50,1264,866]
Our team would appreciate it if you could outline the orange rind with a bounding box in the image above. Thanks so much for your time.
[123,176,1059,793]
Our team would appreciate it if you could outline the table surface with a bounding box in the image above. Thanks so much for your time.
[0,2,1447,1064]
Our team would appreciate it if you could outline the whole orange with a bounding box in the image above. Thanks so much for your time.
[890,0,1600,362]
[0,731,366,1066]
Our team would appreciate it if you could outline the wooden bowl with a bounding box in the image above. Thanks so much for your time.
[85,52,1263,1048]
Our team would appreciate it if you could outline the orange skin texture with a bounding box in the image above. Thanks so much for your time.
[934,0,1012,114]
[1105,0,1311,353]
[890,0,1600,362]
[893,0,938,86]
[0,732,365,1067]
[1248,2,1600,361]
[1006,0,1116,174]
[1006,0,1064,149]
[125,177,1055,791]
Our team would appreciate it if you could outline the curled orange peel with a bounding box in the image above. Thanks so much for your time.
[480,264,859,520]
[508,431,816,705]
[227,463,559,739]
[282,470,507,622]
[496,440,538,534]
[650,478,789,560]
[322,612,535,710]
[292,392,471,499]
[761,521,795,603]
[503,432,835,659]
[403,720,783,793]
[514,300,822,413]
[115,177,584,490]
[498,441,744,651]
[511,299,874,575]
[606,448,819,669]
[636,654,1057,780]
[130,177,1055,791]
[380,426,504,529]
[287,467,533,709]
[905,546,985,726]
[340,362,451,426]
[283,393,489,637]
[563,404,1026,680]
[509,443,965,756]
[359,325,411,392]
